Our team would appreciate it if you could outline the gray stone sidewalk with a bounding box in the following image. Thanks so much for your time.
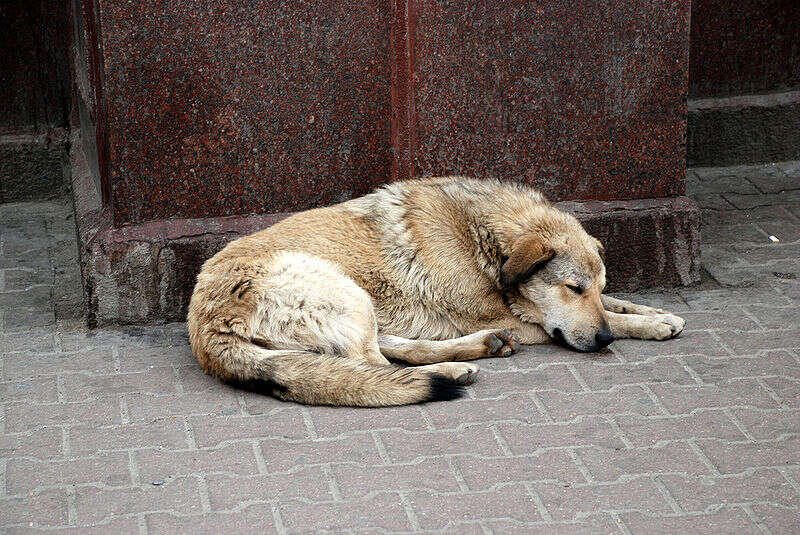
[1,163,799,534]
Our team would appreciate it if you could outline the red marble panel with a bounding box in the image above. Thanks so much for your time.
[409,0,690,202]
[97,0,393,226]
[690,0,800,98]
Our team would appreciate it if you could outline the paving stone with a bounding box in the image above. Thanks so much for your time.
[408,485,542,529]
[698,435,800,474]
[678,309,761,332]
[61,367,177,401]
[619,509,761,534]
[5,517,141,534]
[723,190,800,210]
[425,392,548,429]
[332,457,462,498]
[2,349,115,380]
[578,442,712,482]
[468,366,583,398]
[729,408,800,439]
[380,427,505,462]
[0,428,64,459]
[573,357,696,390]
[190,410,308,447]
[310,404,431,437]
[206,467,331,509]
[497,417,627,453]
[615,411,748,447]
[0,376,59,403]
[534,478,672,521]
[4,398,121,432]
[74,477,203,523]
[280,492,412,532]
[486,515,622,534]
[454,451,584,490]
[0,490,69,527]
[744,305,800,330]
[763,376,800,408]
[687,352,800,385]
[539,386,665,421]
[147,506,278,535]
[260,433,382,472]
[610,332,730,362]
[125,390,241,422]
[648,380,780,414]
[118,344,195,372]
[6,453,131,493]
[69,420,188,455]
[750,504,800,535]
[135,442,260,481]
[660,470,800,511]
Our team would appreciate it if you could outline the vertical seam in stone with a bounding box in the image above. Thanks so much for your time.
[687,438,720,475]
[523,482,553,522]
[723,408,756,442]
[252,440,267,475]
[446,456,470,492]
[371,431,392,464]
[489,425,512,456]
[271,502,287,535]
[398,490,421,531]
[128,450,140,486]
[567,364,591,393]
[301,407,318,441]
[568,448,595,484]
[651,474,685,514]
[640,384,671,416]
[610,511,633,535]
[196,474,211,513]
[528,391,555,423]
[390,0,417,182]
[322,463,342,501]
[605,416,634,449]
[740,503,774,535]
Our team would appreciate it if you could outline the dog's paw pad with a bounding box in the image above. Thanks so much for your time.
[650,314,685,340]
[485,329,520,357]
[455,366,479,385]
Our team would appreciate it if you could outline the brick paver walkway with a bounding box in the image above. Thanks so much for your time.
[1,162,799,534]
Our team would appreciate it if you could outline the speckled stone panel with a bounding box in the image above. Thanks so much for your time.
[97,0,393,227]
[410,0,690,202]
[689,0,800,98]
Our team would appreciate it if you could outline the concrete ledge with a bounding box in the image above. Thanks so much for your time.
[0,128,69,202]
[72,132,700,326]
[687,90,800,167]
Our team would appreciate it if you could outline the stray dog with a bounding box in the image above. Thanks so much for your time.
[188,178,685,406]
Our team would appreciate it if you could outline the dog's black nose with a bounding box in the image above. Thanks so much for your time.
[595,329,615,348]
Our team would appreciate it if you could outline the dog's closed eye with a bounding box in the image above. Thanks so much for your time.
[565,284,583,295]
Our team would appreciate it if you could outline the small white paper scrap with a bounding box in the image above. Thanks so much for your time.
[769,235,780,242]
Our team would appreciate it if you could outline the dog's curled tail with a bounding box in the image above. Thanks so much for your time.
[206,341,465,407]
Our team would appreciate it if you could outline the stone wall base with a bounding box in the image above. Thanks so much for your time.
[72,131,701,327]
[687,90,800,166]
[0,128,69,202]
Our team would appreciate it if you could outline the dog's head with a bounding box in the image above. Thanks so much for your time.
[501,218,612,352]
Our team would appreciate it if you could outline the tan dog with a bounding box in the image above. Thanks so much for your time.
[188,178,685,406]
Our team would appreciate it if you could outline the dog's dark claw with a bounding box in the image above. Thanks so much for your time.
[488,334,503,354]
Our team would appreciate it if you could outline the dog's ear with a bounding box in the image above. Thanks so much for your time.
[593,237,605,263]
[500,235,554,287]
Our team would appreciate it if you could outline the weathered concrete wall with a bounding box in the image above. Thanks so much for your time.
[0,1,71,202]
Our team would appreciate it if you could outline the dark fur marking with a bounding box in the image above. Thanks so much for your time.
[227,377,288,396]
[425,374,466,402]
[230,279,247,295]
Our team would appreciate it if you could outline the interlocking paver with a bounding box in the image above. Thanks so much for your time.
[4,165,800,531]
[331,457,462,498]
[6,453,131,493]
[534,478,673,520]
[453,451,584,489]
[74,477,203,523]
[407,485,542,529]
[660,469,800,512]
[147,507,278,535]
[206,467,331,509]
[697,435,800,474]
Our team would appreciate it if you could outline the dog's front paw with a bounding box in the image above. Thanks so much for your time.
[643,313,685,340]
[484,329,521,357]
